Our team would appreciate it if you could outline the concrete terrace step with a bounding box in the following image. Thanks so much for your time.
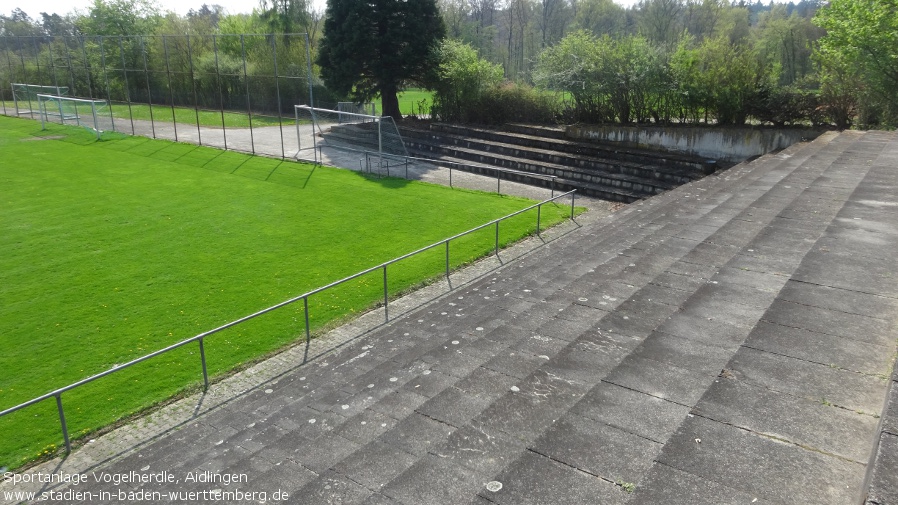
[8,130,896,505]
[368,148,644,203]
[398,132,683,203]
[400,126,702,186]
[431,122,713,175]
[323,121,716,203]
[398,140,671,202]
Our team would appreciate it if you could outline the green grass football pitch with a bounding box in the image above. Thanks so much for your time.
[0,115,578,468]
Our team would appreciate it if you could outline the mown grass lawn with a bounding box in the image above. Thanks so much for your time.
[108,102,284,128]
[0,115,579,468]
[374,88,434,117]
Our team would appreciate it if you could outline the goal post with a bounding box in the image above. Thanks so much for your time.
[37,94,110,140]
[12,83,70,117]
[336,102,376,122]
[294,104,408,169]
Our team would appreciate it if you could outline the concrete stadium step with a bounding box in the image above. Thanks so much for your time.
[429,131,867,504]
[381,134,875,502]
[397,150,648,202]
[398,141,670,202]
[224,133,840,472]
[509,131,841,283]
[631,131,896,504]
[400,125,702,186]
[396,123,714,202]
[320,123,652,202]
[429,122,712,175]
[21,130,896,505]
[441,134,844,367]
[552,132,848,310]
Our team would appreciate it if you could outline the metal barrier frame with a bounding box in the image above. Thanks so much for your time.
[0,190,577,454]
[360,150,561,197]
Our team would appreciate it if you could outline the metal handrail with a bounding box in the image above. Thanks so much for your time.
[361,150,561,195]
[305,140,561,193]
[0,190,577,454]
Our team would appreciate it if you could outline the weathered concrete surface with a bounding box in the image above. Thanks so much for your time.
[2,129,897,505]
[566,124,827,162]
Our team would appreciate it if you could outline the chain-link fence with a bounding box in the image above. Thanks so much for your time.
[0,33,348,159]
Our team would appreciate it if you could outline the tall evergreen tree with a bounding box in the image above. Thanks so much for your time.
[317,0,445,120]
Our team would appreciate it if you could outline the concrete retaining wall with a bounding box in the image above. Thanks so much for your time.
[565,125,828,162]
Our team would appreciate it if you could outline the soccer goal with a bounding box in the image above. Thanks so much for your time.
[294,105,408,170]
[11,83,70,117]
[37,94,110,139]
[336,102,376,122]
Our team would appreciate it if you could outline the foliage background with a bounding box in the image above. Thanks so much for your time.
[1,0,895,128]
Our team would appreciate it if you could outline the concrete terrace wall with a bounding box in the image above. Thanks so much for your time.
[566,125,828,162]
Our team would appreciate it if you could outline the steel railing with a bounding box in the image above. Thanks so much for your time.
[359,150,562,197]
[0,190,577,454]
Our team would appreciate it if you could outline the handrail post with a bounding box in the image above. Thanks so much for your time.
[449,166,453,187]
[55,394,71,453]
[495,221,500,256]
[551,177,556,198]
[303,296,311,342]
[198,338,209,391]
[383,265,389,322]
[570,191,576,219]
[537,205,542,236]
[445,240,450,280]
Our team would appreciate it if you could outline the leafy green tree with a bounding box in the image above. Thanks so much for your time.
[670,35,765,124]
[637,0,684,47]
[535,30,609,122]
[260,0,310,46]
[814,0,898,126]
[77,0,161,36]
[431,39,503,122]
[754,5,819,86]
[317,0,445,120]
[535,31,668,124]
[40,13,78,37]
[683,0,724,41]
[0,8,43,37]
[571,0,628,37]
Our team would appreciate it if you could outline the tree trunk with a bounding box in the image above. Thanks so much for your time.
[380,82,401,121]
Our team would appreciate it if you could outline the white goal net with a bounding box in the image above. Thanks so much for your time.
[12,83,70,117]
[294,105,408,172]
[37,94,112,139]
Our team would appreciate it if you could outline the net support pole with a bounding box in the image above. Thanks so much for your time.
[378,118,383,173]
[241,35,255,155]
[119,36,136,136]
[38,96,46,130]
[9,83,17,116]
[187,35,202,146]
[91,101,100,140]
[295,106,301,156]
[140,36,156,139]
[162,35,179,142]
[271,36,286,160]
[213,34,227,151]
[304,33,315,108]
